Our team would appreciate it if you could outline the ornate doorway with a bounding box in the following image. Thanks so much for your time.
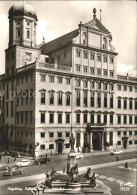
[92,132,100,150]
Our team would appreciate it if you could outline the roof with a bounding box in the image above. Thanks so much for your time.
[40,29,79,54]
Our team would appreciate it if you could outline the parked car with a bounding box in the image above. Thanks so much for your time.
[68,153,83,159]
[110,149,123,155]
[0,164,8,171]
[15,159,31,167]
[34,156,51,165]
[4,167,24,176]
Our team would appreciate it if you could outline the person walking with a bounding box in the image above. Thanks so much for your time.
[116,156,119,162]
[7,157,10,164]
[125,162,129,171]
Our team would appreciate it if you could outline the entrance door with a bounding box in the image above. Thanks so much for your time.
[92,133,100,150]
[123,139,127,149]
[58,143,63,153]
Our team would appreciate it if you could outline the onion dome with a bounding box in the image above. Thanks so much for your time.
[8,1,38,21]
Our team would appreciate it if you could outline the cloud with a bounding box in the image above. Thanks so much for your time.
[0,14,8,74]
[37,19,60,44]
[117,62,136,77]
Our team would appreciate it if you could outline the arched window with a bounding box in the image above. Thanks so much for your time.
[103,37,107,49]
[27,30,30,39]
[16,29,20,38]
[83,32,87,45]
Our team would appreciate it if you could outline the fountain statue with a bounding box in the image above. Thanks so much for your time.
[28,133,112,195]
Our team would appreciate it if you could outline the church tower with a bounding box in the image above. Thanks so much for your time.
[8,0,38,48]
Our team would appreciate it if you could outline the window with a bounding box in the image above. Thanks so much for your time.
[90,82,95,89]
[49,132,54,137]
[66,78,70,85]
[110,84,114,91]
[123,85,127,91]
[49,144,54,149]
[83,113,87,123]
[83,32,87,45]
[16,29,21,38]
[76,91,80,106]
[58,77,62,84]
[97,114,101,123]
[123,115,127,124]
[129,99,132,109]
[66,114,70,123]
[49,113,54,123]
[110,115,113,124]
[25,112,28,124]
[83,92,87,107]
[57,55,60,61]
[66,132,70,137]
[26,53,31,61]
[41,92,46,104]
[104,93,107,108]
[83,81,88,88]
[76,65,81,72]
[135,116,137,124]
[66,94,70,106]
[83,52,88,59]
[117,141,121,145]
[104,70,108,76]
[123,131,127,136]
[118,99,121,109]
[103,56,107,63]
[58,92,62,105]
[90,114,94,123]
[118,115,121,124]
[11,102,14,117]
[129,140,132,145]
[30,112,33,123]
[90,68,95,75]
[110,94,113,108]
[97,55,101,61]
[40,145,45,150]
[90,53,95,60]
[58,113,62,123]
[76,80,81,87]
[97,82,101,89]
[21,112,24,124]
[41,113,45,123]
[124,99,127,109]
[104,114,107,124]
[49,76,54,83]
[97,69,101,75]
[76,113,80,123]
[110,58,114,64]
[129,131,132,135]
[97,93,101,108]
[129,86,132,92]
[104,83,107,90]
[83,66,88,73]
[49,92,54,105]
[135,131,137,135]
[117,131,121,136]
[76,51,81,57]
[110,71,114,77]
[135,140,137,144]
[58,132,62,137]
[40,133,45,138]
[27,30,30,39]
[41,75,46,82]
[90,92,94,107]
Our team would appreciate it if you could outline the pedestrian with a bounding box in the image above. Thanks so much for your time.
[45,171,50,178]
[125,162,129,171]
[45,153,47,159]
[51,151,52,157]
[7,157,10,164]
[116,156,119,162]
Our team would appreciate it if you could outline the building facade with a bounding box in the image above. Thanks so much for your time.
[0,1,137,156]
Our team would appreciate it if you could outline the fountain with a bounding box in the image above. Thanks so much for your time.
[29,134,111,195]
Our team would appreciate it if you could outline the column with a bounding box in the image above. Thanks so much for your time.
[81,131,84,148]
[101,132,104,151]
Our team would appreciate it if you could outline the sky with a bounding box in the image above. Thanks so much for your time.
[0,0,136,76]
